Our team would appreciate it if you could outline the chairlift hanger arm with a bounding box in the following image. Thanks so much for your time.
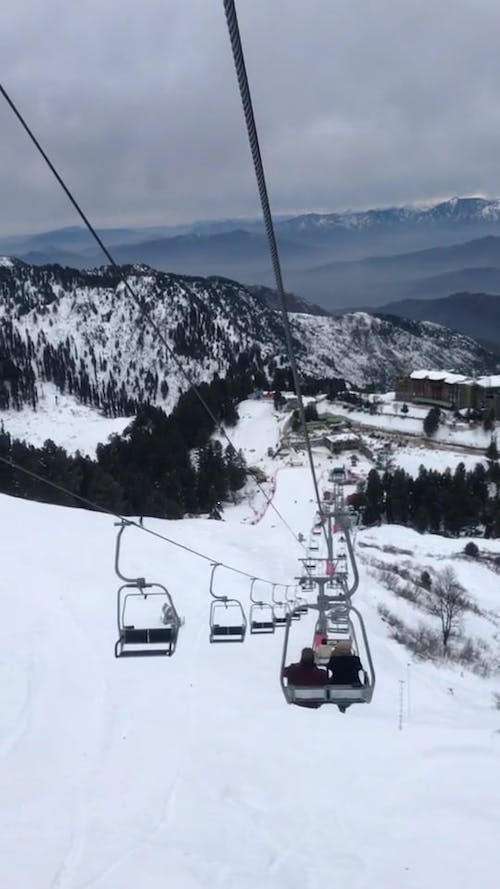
[249,576,273,607]
[271,583,283,605]
[209,562,226,601]
[339,516,359,598]
[114,521,146,585]
[249,577,259,604]
[350,604,376,692]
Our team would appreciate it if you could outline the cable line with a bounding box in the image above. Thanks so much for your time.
[0,80,303,549]
[223,0,326,542]
[0,452,291,586]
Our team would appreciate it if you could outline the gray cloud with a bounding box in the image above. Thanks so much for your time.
[2,0,500,234]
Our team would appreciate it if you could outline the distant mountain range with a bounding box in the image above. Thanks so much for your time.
[302,234,500,309]
[4,197,500,311]
[1,260,497,417]
[368,291,500,353]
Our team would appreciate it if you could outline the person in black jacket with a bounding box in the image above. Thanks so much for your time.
[327,640,363,686]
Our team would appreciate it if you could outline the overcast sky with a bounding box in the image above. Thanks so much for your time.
[2,0,500,234]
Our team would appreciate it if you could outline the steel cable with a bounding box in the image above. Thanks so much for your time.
[0,453,291,586]
[222,0,327,542]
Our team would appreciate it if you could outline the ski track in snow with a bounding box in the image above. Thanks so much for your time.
[1,399,500,888]
[0,645,37,761]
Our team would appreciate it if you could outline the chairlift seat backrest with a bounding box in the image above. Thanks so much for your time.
[121,627,175,645]
[123,628,149,645]
[212,624,245,636]
[274,615,288,625]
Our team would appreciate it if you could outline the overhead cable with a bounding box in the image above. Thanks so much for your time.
[0,453,291,586]
[222,0,327,543]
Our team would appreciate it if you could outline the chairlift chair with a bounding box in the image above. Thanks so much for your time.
[326,604,351,640]
[209,563,247,643]
[115,582,180,658]
[113,521,181,659]
[299,576,315,593]
[249,578,275,634]
[280,597,375,712]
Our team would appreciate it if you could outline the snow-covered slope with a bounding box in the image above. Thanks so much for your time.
[0,260,497,417]
[2,402,500,889]
[291,310,498,390]
[0,384,132,456]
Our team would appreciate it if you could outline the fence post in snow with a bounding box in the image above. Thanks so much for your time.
[398,680,405,731]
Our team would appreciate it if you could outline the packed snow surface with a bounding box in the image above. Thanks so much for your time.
[323,400,493,450]
[2,397,500,889]
[1,384,132,456]
[393,445,486,476]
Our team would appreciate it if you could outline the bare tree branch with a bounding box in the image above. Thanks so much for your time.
[423,567,471,649]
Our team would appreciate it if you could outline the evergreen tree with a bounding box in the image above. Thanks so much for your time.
[225,446,246,495]
[386,468,411,525]
[363,469,384,525]
[464,541,479,558]
[482,407,496,433]
[423,407,441,437]
[304,402,318,422]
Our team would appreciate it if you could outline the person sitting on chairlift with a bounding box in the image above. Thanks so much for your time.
[327,640,363,686]
[284,647,327,708]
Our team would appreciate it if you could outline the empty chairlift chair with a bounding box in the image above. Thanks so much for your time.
[113,521,181,658]
[209,563,247,643]
[326,603,351,640]
[249,578,275,635]
[115,583,180,658]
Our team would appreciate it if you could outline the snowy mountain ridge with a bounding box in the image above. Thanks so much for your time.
[281,197,500,234]
[0,259,498,415]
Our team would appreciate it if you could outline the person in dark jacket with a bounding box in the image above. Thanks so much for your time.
[327,640,363,686]
[283,647,327,708]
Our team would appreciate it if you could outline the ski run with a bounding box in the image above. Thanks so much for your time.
[1,398,499,889]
